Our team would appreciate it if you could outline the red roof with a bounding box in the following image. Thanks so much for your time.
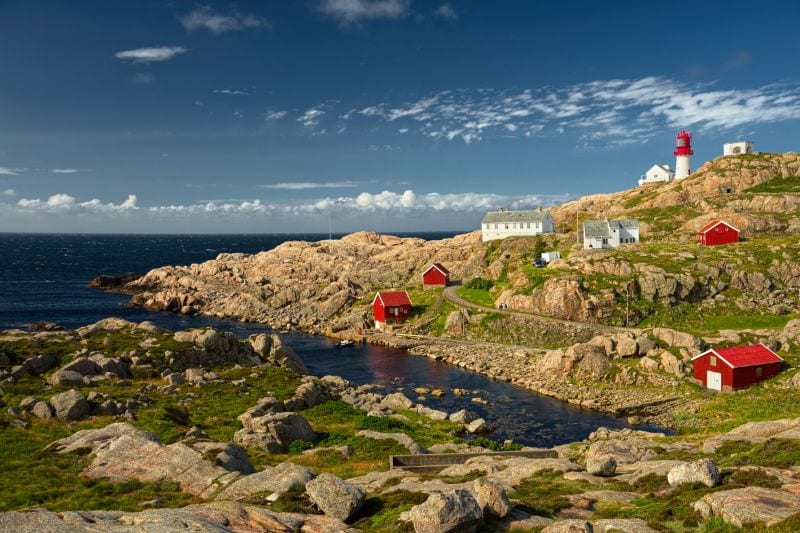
[693,344,783,368]
[699,220,739,234]
[423,263,450,276]
[373,290,412,307]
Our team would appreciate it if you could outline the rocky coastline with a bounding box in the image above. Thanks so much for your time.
[2,319,800,531]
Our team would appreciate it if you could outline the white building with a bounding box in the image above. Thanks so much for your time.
[583,219,639,249]
[638,164,675,186]
[723,141,754,156]
[481,208,555,242]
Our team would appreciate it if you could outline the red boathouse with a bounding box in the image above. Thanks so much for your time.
[692,344,783,391]
[372,290,412,330]
[699,220,739,246]
[422,263,450,288]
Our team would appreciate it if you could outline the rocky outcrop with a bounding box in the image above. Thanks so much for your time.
[0,501,357,533]
[49,390,90,421]
[124,231,486,331]
[216,462,315,503]
[49,423,241,498]
[693,487,800,527]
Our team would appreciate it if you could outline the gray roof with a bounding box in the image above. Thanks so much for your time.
[482,209,550,224]
[583,219,639,238]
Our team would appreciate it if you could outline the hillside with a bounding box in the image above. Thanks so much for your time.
[550,152,800,239]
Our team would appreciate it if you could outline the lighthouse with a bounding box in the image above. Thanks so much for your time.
[674,130,693,180]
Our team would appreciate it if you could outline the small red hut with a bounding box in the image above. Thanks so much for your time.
[422,263,450,288]
[372,290,412,330]
[699,220,739,246]
[692,344,783,391]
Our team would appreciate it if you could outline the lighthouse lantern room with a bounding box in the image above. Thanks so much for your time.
[674,130,693,180]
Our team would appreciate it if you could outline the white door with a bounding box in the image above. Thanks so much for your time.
[706,371,722,391]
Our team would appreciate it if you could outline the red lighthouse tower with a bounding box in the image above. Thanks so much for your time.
[674,130,693,179]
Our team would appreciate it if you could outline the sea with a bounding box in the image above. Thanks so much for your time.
[0,232,650,446]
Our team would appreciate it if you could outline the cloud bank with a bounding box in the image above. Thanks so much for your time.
[10,190,567,218]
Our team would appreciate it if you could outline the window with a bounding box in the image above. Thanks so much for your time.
[494,224,498,230]
[505,224,509,230]
[756,367,763,377]
[710,356,716,367]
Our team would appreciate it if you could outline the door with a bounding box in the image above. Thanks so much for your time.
[706,371,722,391]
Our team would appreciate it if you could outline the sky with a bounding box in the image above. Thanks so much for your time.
[1,0,800,233]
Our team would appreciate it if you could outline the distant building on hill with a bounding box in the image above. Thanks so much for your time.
[698,220,739,246]
[583,219,639,249]
[723,141,754,156]
[638,164,675,186]
[480,208,554,242]
[422,263,450,288]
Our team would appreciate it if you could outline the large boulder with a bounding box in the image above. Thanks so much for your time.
[59,357,100,376]
[586,455,617,477]
[667,459,721,488]
[188,442,254,475]
[473,478,511,518]
[305,472,366,522]
[542,521,593,533]
[49,389,90,421]
[31,401,54,420]
[381,392,414,410]
[410,489,483,533]
[47,370,85,387]
[234,411,316,453]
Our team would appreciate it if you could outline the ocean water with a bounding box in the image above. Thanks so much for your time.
[0,232,650,446]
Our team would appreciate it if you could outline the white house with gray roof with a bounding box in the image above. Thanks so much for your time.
[638,164,674,186]
[583,219,639,249]
[481,208,555,242]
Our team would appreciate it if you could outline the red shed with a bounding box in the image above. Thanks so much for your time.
[422,263,450,288]
[692,344,783,391]
[372,290,412,329]
[699,220,739,246]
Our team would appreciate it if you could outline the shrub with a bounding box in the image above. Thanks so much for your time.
[464,277,494,290]
[287,440,315,455]
[159,405,190,427]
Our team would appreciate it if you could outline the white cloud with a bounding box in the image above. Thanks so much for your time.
[0,167,19,175]
[265,110,288,121]
[435,3,457,19]
[16,194,138,214]
[342,78,800,144]
[7,190,569,220]
[261,181,362,190]
[180,6,268,34]
[213,89,250,96]
[317,0,409,24]
[115,46,188,63]
[298,106,326,128]
[2,189,16,197]
[52,168,79,174]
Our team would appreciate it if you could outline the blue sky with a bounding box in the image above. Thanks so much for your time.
[1,0,799,233]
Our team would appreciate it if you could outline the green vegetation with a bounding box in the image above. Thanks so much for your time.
[456,287,494,307]
[463,277,494,291]
[745,175,800,193]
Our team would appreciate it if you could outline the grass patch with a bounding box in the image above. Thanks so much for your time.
[745,175,800,194]
[456,287,494,307]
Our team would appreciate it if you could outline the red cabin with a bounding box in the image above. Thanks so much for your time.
[372,290,412,330]
[699,220,739,246]
[422,263,450,288]
[692,344,783,391]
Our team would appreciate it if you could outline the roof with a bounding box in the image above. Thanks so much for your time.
[423,263,450,276]
[691,344,783,368]
[699,219,740,234]
[482,209,550,224]
[372,290,412,307]
[583,219,639,238]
